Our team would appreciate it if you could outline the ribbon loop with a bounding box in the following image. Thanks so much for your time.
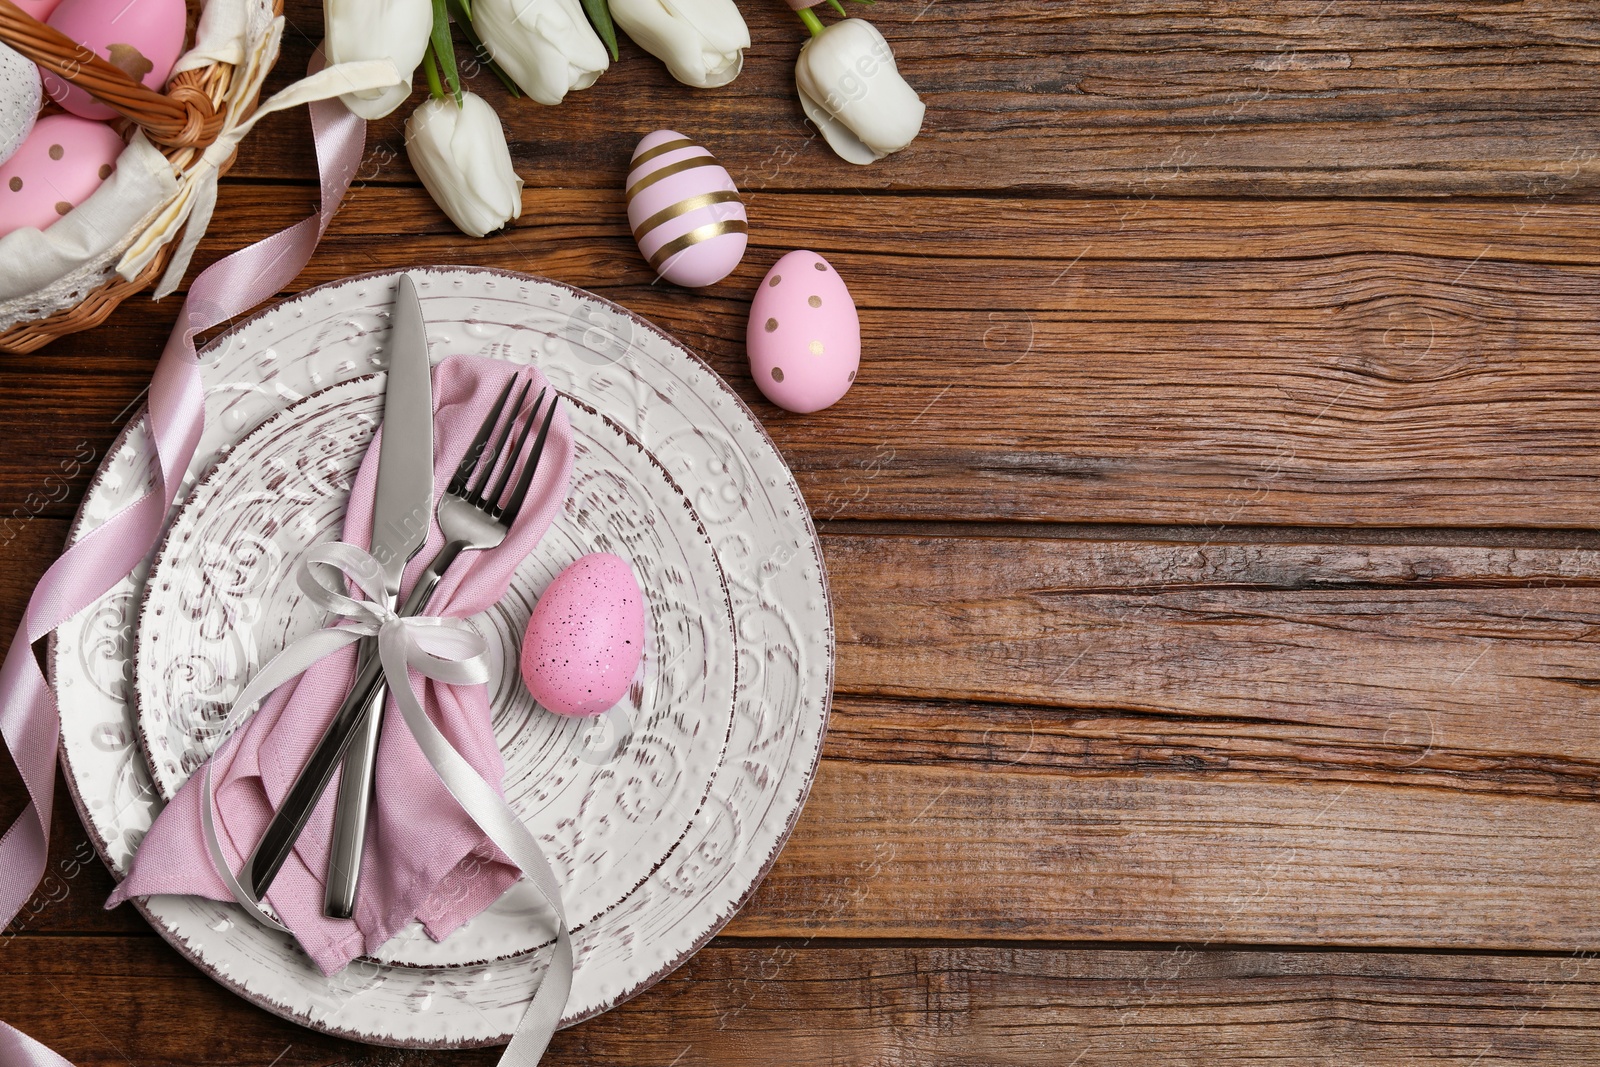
[297,541,392,625]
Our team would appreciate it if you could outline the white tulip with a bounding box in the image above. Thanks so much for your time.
[324,0,433,119]
[611,0,749,89]
[405,92,524,237]
[795,18,924,165]
[473,0,610,106]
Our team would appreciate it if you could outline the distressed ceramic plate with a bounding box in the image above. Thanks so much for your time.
[51,268,833,1045]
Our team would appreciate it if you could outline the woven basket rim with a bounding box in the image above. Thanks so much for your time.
[0,0,286,353]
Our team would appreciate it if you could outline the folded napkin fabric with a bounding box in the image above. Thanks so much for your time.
[109,354,575,975]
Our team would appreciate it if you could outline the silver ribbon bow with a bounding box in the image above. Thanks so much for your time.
[198,542,573,1065]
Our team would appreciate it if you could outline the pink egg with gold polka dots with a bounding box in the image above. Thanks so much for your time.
[747,250,860,413]
[0,114,124,237]
[44,0,188,121]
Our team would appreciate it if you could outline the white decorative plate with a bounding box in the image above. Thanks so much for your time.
[51,268,833,1045]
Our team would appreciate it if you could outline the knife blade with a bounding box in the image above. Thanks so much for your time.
[241,274,436,909]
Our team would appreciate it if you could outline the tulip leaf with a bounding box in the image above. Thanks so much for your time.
[581,0,620,62]
[826,0,848,15]
[446,0,523,98]
[429,0,461,102]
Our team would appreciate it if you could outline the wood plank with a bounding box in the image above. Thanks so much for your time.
[233,1,1600,197]
[741,536,1600,948]
[827,534,1600,775]
[6,936,1600,1065]
[14,751,1600,950]
[11,194,1600,526]
[725,757,1600,949]
[197,188,1600,268]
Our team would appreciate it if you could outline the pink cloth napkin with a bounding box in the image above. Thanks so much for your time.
[109,354,575,975]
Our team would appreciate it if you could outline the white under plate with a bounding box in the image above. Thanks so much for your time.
[51,268,833,1046]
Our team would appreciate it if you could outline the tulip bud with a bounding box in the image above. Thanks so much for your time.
[405,92,524,237]
[324,0,433,119]
[610,0,749,89]
[795,18,924,165]
[472,0,610,106]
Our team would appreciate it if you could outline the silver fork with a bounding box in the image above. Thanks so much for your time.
[243,377,563,904]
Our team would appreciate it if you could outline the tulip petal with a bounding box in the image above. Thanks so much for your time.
[796,81,884,166]
[611,0,747,89]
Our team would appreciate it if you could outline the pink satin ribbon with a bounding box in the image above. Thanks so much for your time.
[0,87,365,939]
[0,1021,74,1067]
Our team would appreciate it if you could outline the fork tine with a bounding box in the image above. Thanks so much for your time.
[448,376,515,496]
[501,395,560,527]
[468,378,532,505]
[486,388,545,514]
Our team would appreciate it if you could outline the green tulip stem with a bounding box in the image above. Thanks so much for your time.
[422,47,445,101]
[797,6,826,36]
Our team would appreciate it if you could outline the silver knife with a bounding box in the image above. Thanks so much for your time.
[241,274,436,912]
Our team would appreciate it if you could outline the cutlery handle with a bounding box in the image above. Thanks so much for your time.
[243,540,466,902]
[323,668,386,919]
[242,643,387,899]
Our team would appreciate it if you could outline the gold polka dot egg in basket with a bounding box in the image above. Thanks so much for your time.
[0,0,282,353]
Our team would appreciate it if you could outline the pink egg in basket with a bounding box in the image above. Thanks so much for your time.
[12,0,64,18]
[0,113,123,237]
[626,129,747,288]
[44,0,188,121]
[521,552,646,717]
[0,42,42,166]
[747,250,861,413]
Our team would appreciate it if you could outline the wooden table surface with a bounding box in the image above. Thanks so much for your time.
[5,2,1600,1063]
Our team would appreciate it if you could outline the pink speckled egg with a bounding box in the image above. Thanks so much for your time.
[0,42,42,167]
[626,130,747,288]
[44,0,187,121]
[747,250,860,413]
[521,553,646,717]
[0,114,123,237]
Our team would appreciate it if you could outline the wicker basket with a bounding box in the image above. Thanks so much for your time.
[0,0,281,353]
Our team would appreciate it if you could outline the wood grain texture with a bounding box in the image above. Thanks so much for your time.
[236,2,1600,197]
[12,194,1600,526]
[5,936,1600,1066]
[827,534,1600,780]
[733,758,1600,948]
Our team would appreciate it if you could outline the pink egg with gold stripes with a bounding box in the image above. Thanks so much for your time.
[626,130,747,288]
